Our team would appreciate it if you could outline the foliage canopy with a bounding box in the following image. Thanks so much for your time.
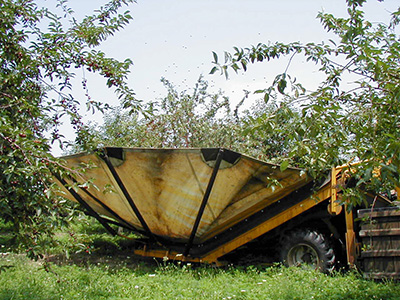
[83,76,263,155]
[211,0,400,202]
[0,0,138,258]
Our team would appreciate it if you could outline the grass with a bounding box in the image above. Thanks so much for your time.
[1,217,400,300]
[1,254,399,300]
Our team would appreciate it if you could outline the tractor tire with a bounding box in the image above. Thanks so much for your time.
[280,229,336,273]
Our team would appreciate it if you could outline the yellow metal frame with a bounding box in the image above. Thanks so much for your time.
[135,167,356,266]
[328,167,343,215]
[134,168,359,266]
[201,183,333,263]
[344,207,356,267]
[135,178,336,264]
[327,167,356,267]
[134,248,204,263]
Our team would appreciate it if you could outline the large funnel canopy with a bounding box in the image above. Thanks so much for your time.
[57,148,311,244]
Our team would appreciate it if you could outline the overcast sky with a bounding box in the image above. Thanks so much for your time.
[39,0,399,154]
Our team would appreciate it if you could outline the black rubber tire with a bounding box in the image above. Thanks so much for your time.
[280,229,336,273]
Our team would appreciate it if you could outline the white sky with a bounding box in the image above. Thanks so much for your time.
[39,0,399,154]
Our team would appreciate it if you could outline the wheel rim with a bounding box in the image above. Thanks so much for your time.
[287,243,320,269]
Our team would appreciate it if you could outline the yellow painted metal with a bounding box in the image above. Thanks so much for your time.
[201,184,333,263]
[344,207,356,267]
[131,173,359,266]
[134,248,203,263]
[328,168,343,215]
[57,148,310,243]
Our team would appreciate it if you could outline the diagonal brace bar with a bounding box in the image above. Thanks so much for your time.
[69,176,137,232]
[55,175,117,236]
[184,148,224,257]
[100,150,158,243]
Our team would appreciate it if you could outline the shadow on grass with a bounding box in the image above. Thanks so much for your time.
[45,236,160,273]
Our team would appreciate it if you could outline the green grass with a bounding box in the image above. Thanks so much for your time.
[1,254,399,300]
[1,217,400,299]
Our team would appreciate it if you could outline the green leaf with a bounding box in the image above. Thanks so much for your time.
[280,160,289,172]
[212,51,218,63]
[209,66,218,75]
[254,89,266,94]
[277,79,287,94]
[264,93,270,103]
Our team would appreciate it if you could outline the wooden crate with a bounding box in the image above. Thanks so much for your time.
[358,207,400,279]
